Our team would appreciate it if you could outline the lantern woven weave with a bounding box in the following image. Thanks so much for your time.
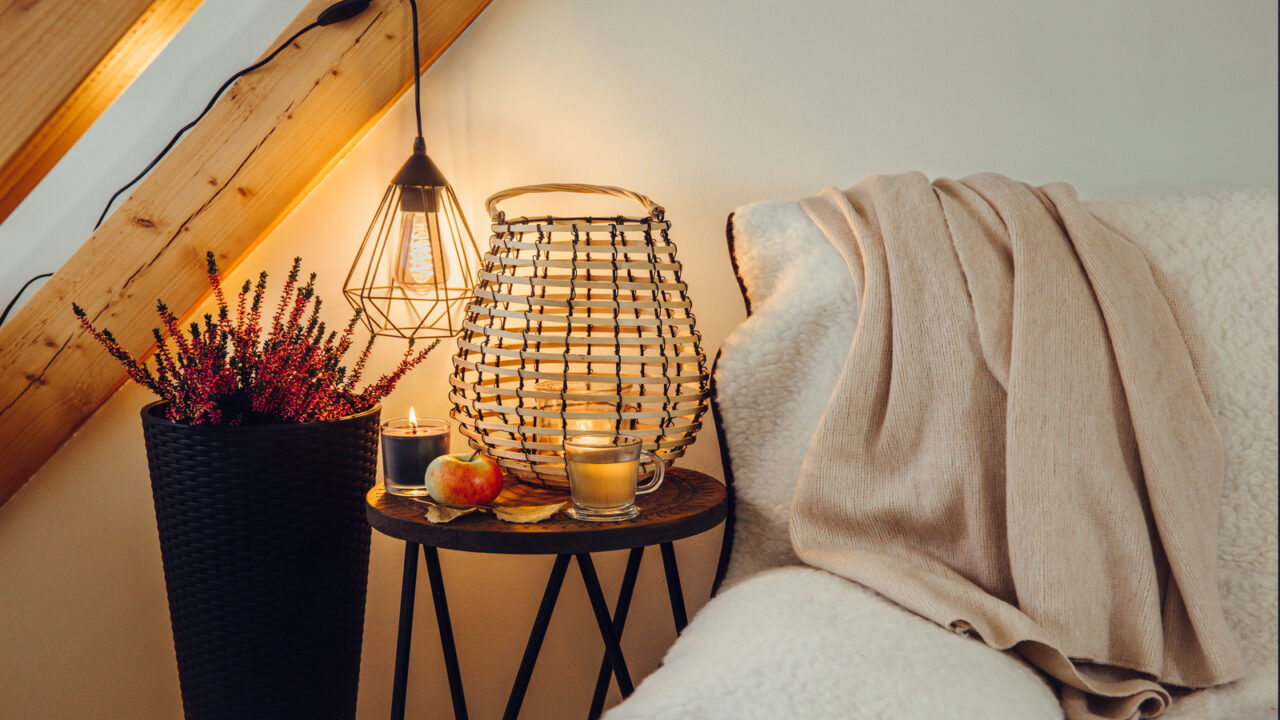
[450,184,709,488]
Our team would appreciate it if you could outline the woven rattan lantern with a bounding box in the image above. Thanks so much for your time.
[450,184,709,488]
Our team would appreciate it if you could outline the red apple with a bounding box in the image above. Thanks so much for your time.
[424,451,504,506]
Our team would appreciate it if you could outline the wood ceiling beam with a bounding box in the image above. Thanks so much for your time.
[0,0,205,224]
[0,0,492,506]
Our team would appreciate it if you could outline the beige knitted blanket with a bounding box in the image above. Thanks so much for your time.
[791,173,1243,719]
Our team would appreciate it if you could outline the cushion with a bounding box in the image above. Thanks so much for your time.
[605,566,1063,720]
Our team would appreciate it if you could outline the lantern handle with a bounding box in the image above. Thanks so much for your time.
[486,184,665,223]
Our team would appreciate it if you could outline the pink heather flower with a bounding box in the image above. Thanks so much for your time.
[74,255,434,425]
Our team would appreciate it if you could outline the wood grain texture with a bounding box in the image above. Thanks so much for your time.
[0,0,204,222]
[366,467,728,554]
[0,0,493,507]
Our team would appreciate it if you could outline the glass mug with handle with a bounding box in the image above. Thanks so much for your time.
[563,434,664,521]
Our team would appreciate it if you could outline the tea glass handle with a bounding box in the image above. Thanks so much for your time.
[636,451,664,495]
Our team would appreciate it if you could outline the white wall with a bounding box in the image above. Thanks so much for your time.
[1,1,1275,718]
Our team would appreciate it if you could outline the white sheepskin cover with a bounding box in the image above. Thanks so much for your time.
[606,567,1063,720]
[606,189,1277,720]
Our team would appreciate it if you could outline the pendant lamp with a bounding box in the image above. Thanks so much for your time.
[343,0,480,339]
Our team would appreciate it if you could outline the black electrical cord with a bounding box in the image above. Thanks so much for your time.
[93,21,320,231]
[0,272,53,330]
[0,0,372,329]
[407,0,424,140]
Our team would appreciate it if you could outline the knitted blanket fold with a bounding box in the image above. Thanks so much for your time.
[790,173,1244,720]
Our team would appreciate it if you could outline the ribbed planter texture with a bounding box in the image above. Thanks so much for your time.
[140,401,380,720]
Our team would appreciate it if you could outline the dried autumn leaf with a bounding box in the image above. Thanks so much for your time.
[493,503,566,524]
[423,504,480,524]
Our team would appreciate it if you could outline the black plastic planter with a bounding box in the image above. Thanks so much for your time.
[140,401,380,720]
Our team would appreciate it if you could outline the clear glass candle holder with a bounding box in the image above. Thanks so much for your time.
[380,417,449,497]
[535,380,638,438]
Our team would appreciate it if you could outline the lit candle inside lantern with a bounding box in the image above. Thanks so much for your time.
[565,416,618,433]
[381,408,449,497]
[535,381,638,442]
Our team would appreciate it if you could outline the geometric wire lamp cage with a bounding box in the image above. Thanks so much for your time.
[343,137,481,339]
[450,183,710,488]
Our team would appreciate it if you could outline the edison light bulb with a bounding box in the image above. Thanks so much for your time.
[393,188,446,291]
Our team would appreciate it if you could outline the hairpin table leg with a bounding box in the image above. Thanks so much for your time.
[576,553,634,697]
[390,542,419,720]
[587,547,645,719]
[659,542,688,634]
[423,546,468,720]
[503,554,571,720]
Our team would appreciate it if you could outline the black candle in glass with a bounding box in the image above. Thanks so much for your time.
[381,410,449,497]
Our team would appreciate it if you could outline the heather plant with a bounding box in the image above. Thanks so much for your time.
[73,252,436,425]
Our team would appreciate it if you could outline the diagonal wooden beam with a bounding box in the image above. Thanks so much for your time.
[0,0,204,224]
[0,0,493,507]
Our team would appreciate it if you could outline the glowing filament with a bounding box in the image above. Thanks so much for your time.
[395,210,446,290]
[404,214,433,283]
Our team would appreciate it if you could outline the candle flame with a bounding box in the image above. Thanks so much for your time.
[408,407,418,431]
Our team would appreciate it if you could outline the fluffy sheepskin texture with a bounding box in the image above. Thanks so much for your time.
[606,189,1277,720]
[606,566,1064,720]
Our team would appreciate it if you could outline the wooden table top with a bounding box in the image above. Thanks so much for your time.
[365,467,727,555]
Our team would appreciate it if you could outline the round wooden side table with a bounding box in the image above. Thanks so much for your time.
[365,467,727,720]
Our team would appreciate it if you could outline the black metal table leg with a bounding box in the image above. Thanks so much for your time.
[659,542,688,634]
[587,547,645,720]
[390,542,419,720]
[503,554,572,720]
[423,546,469,720]
[576,553,634,697]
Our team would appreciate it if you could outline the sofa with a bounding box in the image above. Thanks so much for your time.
[605,188,1278,719]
